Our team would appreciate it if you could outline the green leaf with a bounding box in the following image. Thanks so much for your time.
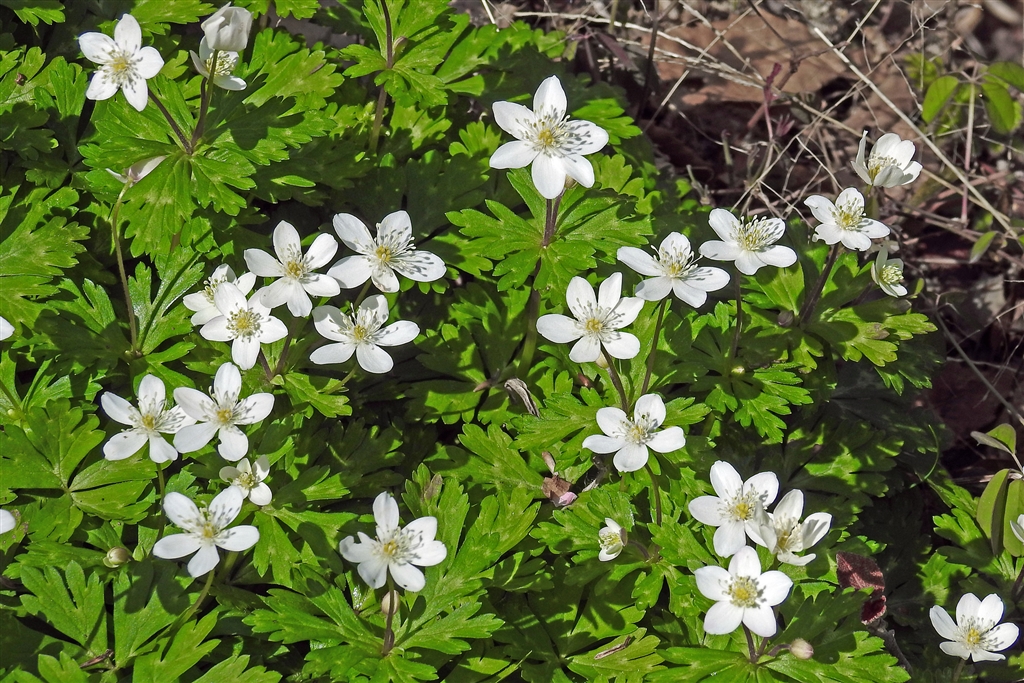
[1,400,104,488]
[969,229,998,262]
[19,562,108,654]
[129,248,205,355]
[246,29,344,108]
[282,372,352,419]
[0,186,87,324]
[988,61,1024,92]
[981,78,1022,133]
[567,628,664,681]
[976,468,1010,555]
[922,75,960,123]
[972,423,1017,456]
[400,601,503,654]
[0,0,65,26]
[112,562,188,666]
[191,655,283,683]
[130,0,216,29]
[130,611,220,683]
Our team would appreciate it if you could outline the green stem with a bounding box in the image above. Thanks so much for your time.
[797,243,841,325]
[728,277,743,360]
[604,356,629,412]
[154,465,167,540]
[338,365,359,387]
[644,462,663,526]
[109,186,139,354]
[368,0,395,154]
[273,332,292,378]
[257,350,273,382]
[518,195,564,376]
[190,53,217,148]
[179,569,215,625]
[353,280,372,308]
[743,625,759,663]
[0,378,24,423]
[149,91,192,154]
[641,299,668,395]
[382,577,397,655]
[950,658,965,683]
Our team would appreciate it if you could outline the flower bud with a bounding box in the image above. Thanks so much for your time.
[201,4,253,53]
[789,638,813,660]
[103,547,132,568]
[107,155,166,186]
[380,589,400,617]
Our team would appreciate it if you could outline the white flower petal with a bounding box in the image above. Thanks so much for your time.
[489,140,537,169]
[187,544,221,577]
[713,521,748,557]
[533,75,567,119]
[216,525,260,552]
[492,101,536,140]
[694,565,731,601]
[311,342,357,365]
[532,153,567,199]
[389,562,426,592]
[356,344,394,373]
[374,492,400,533]
[153,534,203,559]
[688,496,727,526]
[743,605,779,638]
[600,332,640,359]
[612,443,649,472]
[582,434,626,454]
[79,32,117,63]
[704,601,743,635]
[103,431,148,460]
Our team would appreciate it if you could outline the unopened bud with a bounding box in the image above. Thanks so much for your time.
[731,364,745,375]
[201,4,253,52]
[594,353,609,369]
[777,310,794,327]
[381,589,400,617]
[103,547,132,568]
[789,638,813,660]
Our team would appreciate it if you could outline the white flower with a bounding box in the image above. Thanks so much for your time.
[489,75,609,200]
[328,211,446,293]
[173,362,275,461]
[220,456,272,506]
[310,296,419,374]
[0,509,16,534]
[688,460,779,557]
[852,132,922,188]
[598,518,626,561]
[244,221,340,317]
[618,232,730,305]
[100,375,196,463]
[929,593,1019,662]
[804,188,890,252]
[338,492,447,592]
[695,546,792,637]
[200,282,288,370]
[536,273,643,363]
[870,249,907,298]
[190,37,246,91]
[152,487,259,577]
[1012,514,1024,544]
[107,155,165,185]
[747,490,831,566]
[0,316,13,340]
[79,14,164,112]
[201,4,253,53]
[184,265,257,326]
[700,209,797,275]
[582,394,686,473]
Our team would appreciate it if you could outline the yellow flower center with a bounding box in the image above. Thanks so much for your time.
[215,407,236,425]
[879,264,902,285]
[228,308,261,338]
[584,318,604,335]
[381,539,399,558]
[374,244,394,265]
[832,201,863,231]
[140,413,158,431]
[728,576,762,608]
[735,218,776,252]
[868,155,898,181]
[107,51,136,85]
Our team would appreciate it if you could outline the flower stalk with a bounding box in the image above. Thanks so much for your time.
[109,184,139,354]
[644,462,663,526]
[368,0,395,154]
[797,243,840,326]
[190,51,218,148]
[641,299,667,395]
[148,91,192,154]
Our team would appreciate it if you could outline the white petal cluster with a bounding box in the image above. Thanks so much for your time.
[107,155,165,185]
[929,593,1019,662]
[688,461,779,557]
[200,282,288,370]
[190,38,246,91]
[598,518,626,561]
[311,295,419,374]
[536,273,642,363]
[153,487,259,577]
[805,188,890,252]
[852,132,922,189]
[245,221,340,317]
[173,362,275,461]
[0,509,17,535]
[582,394,686,473]
[329,211,446,293]
[201,3,253,52]
[618,233,730,305]
[489,75,609,199]
[184,264,258,325]
[747,490,831,566]
[700,209,797,275]
[221,455,272,506]
[695,546,792,637]
[339,492,447,592]
[101,375,196,463]
[870,249,907,298]
[1012,513,1024,544]
[79,14,164,112]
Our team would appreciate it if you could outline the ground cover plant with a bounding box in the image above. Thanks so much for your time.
[1,0,1023,681]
